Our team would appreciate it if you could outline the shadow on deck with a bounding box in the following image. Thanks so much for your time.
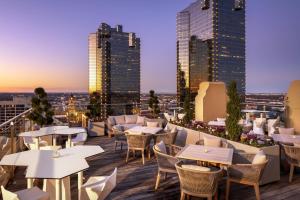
[5,136,300,200]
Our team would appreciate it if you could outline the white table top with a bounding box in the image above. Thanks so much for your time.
[125,126,162,135]
[0,145,104,179]
[19,126,85,137]
[176,144,234,165]
[272,134,300,144]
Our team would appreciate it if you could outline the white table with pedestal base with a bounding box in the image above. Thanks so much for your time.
[176,144,234,165]
[0,145,104,200]
[19,126,86,149]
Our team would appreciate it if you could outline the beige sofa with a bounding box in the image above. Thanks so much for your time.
[106,115,166,137]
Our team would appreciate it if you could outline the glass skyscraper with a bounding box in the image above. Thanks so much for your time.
[89,23,140,118]
[177,0,245,104]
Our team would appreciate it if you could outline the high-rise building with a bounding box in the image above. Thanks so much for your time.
[177,0,246,104]
[0,96,31,134]
[88,23,141,118]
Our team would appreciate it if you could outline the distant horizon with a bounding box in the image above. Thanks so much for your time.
[0,0,299,94]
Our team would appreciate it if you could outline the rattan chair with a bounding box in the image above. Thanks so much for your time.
[126,133,152,165]
[226,153,268,200]
[154,131,177,145]
[113,129,127,151]
[196,139,228,148]
[282,144,300,183]
[175,161,222,200]
[153,144,179,190]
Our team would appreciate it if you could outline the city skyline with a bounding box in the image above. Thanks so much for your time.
[0,0,299,93]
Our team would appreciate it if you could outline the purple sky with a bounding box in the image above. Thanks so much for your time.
[0,0,299,93]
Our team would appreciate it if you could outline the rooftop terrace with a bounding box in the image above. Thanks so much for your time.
[4,136,300,200]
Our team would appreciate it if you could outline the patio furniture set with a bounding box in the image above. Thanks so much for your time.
[0,126,116,200]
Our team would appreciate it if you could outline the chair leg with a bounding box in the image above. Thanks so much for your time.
[148,148,151,160]
[254,183,260,200]
[126,149,130,163]
[214,188,218,200]
[114,142,117,151]
[289,164,295,183]
[226,179,231,200]
[121,143,123,150]
[133,150,136,158]
[180,191,185,200]
[155,171,161,190]
[142,150,145,165]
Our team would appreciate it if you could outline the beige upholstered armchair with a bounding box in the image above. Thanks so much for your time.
[153,142,179,190]
[226,152,268,200]
[125,133,152,165]
[282,144,300,182]
[175,161,222,200]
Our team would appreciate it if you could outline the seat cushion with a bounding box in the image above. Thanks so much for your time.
[125,115,137,124]
[203,136,221,147]
[136,116,145,125]
[294,143,300,147]
[156,141,167,154]
[147,121,159,128]
[170,127,178,134]
[114,115,125,125]
[252,151,267,164]
[217,118,226,122]
[182,165,211,172]
[279,127,295,135]
[113,124,124,132]
[16,186,49,200]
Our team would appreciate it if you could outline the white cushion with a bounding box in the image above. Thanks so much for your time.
[136,116,145,125]
[125,115,137,124]
[114,115,125,125]
[252,151,267,164]
[147,121,159,128]
[122,124,138,130]
[217,118,226,122]
[182,165,211,172]
[107,116,116,126]
[279,127,295,135]
[203,136,221,147]
[156,141,167,154]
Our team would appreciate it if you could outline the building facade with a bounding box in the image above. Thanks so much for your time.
[177,0,246,104]
[0,96,31,134]
[89,23,141,118]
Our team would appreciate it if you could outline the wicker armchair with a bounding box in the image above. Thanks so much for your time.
[153,144,179,190]
[226,153,268,200]
[113,129,127,151]
[126,133,152,165]
[154,131,177,145]
[282,144,300,182]
[175,161,222,200]
[196,139,228,148]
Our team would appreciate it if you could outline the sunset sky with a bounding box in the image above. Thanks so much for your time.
[0,0,299,93]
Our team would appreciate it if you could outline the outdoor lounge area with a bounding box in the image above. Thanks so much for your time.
[2,135,300,200]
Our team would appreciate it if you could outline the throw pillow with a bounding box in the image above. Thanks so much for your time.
[136,116,145,125]
[114,115,125,125]
[252,150,267,164]
[279,127,295,135]
[125,115,138,124]
[182,165,211,172]
[203,136,221,147]
[147,121,159,128]
[156,141,167,154]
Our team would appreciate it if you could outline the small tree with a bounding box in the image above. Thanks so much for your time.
[226,81,242,141]
[183,88,192,124]
[86,92,102,121]
[28,87,54,127]
[148,90,160,117]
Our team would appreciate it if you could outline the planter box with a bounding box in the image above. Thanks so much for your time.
[168,123,280,185]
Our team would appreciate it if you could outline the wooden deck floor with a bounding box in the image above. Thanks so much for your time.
[5,136,300,200]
